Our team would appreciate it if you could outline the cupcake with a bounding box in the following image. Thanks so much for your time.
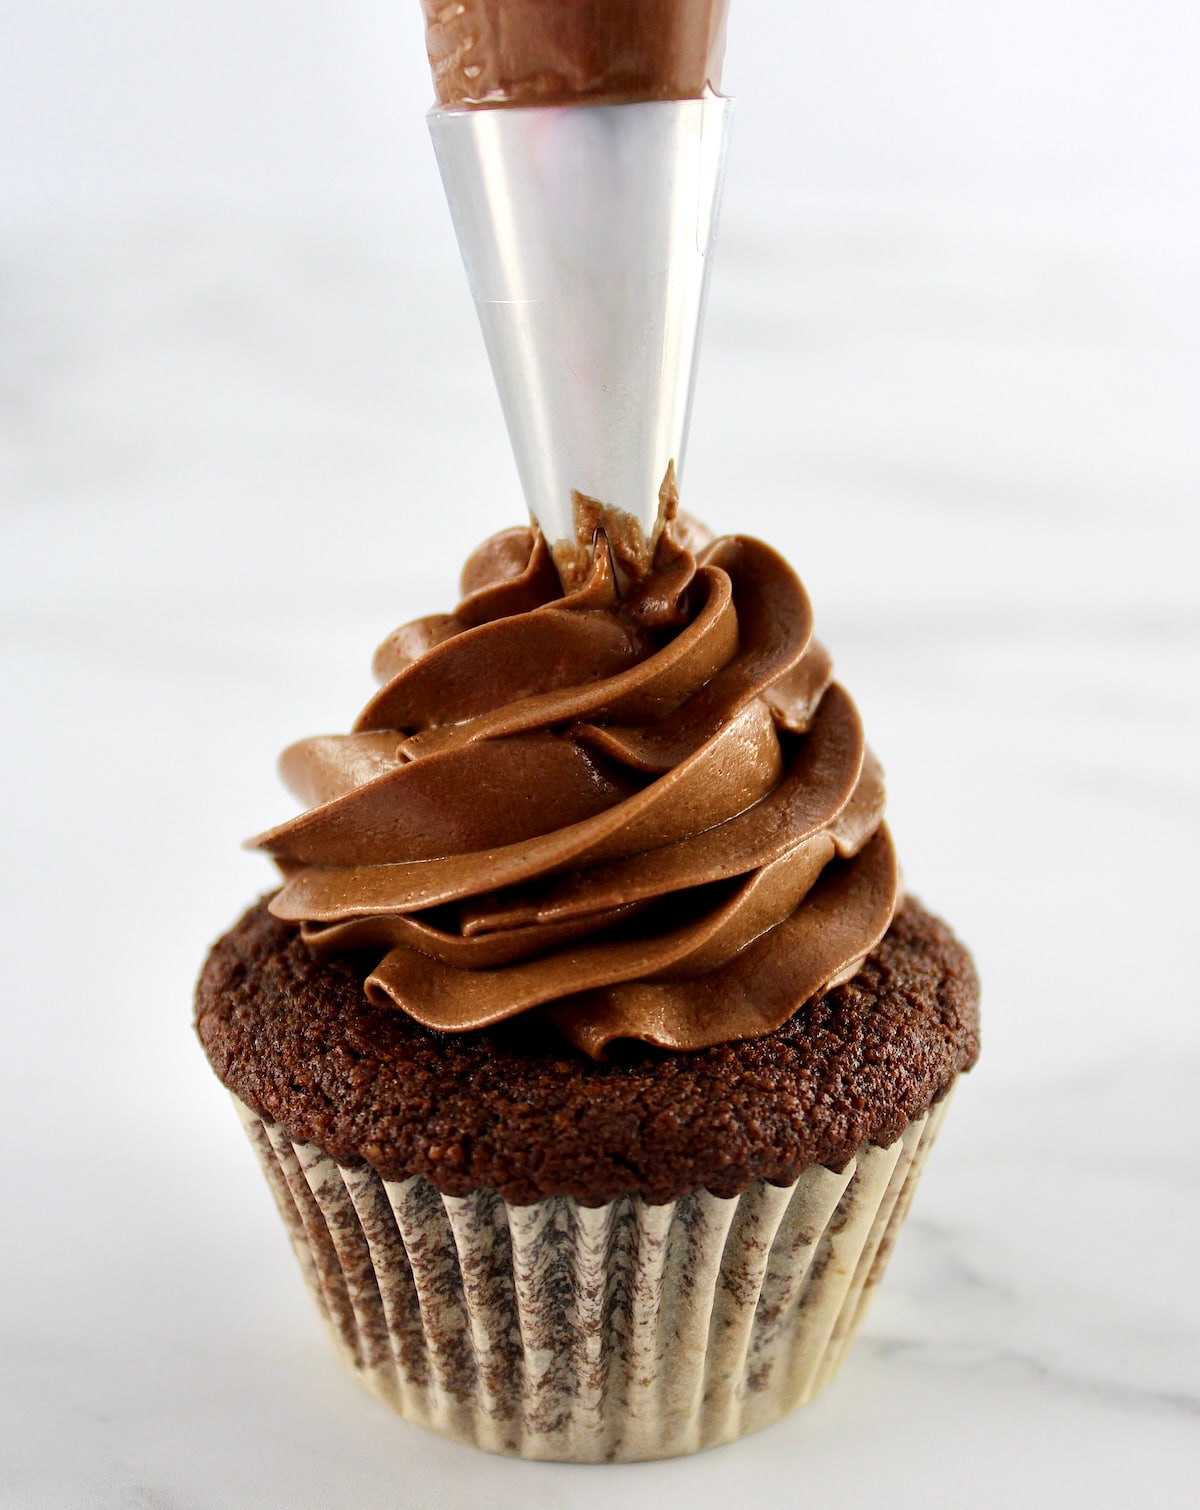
[196,0,978,1463]
[195,506,979,1461]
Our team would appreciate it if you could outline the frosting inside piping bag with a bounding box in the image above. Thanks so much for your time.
[422,0,730,109]
[249,511,899,1057]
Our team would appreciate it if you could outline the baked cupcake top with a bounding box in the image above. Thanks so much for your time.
[248,508,900,1058]
[196,895,978,1204]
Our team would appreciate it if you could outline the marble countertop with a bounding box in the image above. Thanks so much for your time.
[1,202,1197,1507]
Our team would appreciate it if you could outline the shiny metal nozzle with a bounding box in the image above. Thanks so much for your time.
[429,94,733,569]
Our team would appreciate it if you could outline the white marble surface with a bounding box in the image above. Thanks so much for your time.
[2,183,1198,1510]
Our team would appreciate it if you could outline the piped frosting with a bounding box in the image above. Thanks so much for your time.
[250,515,899,1057]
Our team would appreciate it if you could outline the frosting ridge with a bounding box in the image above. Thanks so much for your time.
[250,518,899,1057]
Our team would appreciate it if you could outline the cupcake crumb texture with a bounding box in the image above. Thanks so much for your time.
[196,896,979,1207]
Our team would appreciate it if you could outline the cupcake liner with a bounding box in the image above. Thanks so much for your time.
[232,1091,952,1461]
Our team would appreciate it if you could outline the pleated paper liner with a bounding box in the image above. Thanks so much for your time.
[232,1090,952,1461]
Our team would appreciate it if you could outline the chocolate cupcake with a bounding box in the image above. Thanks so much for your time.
[196,517,979,1461]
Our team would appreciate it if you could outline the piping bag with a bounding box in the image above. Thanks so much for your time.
[422,1,734,587]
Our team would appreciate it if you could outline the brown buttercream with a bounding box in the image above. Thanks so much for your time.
[249,518,901,1057]
[422,0,730,108]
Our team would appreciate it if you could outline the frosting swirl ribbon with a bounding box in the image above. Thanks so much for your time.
[250,518,899,1058]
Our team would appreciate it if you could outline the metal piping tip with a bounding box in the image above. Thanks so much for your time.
[429,95,733,578]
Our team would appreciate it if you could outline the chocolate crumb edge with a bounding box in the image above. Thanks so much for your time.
[195,894,979,1207]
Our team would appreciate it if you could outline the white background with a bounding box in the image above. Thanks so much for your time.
[2,3,1198,1506]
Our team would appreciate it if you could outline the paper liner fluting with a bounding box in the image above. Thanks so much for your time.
[233,1092,952,1461]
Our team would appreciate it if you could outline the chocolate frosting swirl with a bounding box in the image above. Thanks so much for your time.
[250,517,899,1058]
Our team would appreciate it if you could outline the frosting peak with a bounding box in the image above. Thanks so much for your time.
[250,521,899,1058]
